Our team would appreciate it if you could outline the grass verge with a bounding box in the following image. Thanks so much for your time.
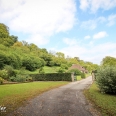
[76,75,82,81]
[84,83,116,116]
[86,73,91,77]
[76,73,91,81]
[0,81,69,114]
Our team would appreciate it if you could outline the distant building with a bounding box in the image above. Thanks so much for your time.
[69,64,88,73]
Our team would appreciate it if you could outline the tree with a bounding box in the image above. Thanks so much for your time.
[13,42,23,47]
[0,23,9,38]
[0,23,18,46]
[10,35,18,43]
[56,52,65,58]
[101,56,116,66]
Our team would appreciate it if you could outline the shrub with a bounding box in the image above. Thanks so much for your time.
[81,73,86,78]
[61,64,68,69]
[39,67,45,74]
[4,65,16,77]
[0,69,8,80]
[58,67,65,73]
[68,69,81,75]
[22,56,44,71]
[9,76,16,82]
[96,66,116,94]
[0,51,7,69]
[0,77,4,85]
[26,76,33,82]
[15,75,26,82]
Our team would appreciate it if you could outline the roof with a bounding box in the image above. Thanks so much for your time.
[69,64,88,73]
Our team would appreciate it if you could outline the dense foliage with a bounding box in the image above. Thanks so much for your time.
[0,77,3,85]
[96,66,116,94]
[101,56,116,66]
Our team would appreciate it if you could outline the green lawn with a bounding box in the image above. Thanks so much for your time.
[86,73,91,77]
[22,66,60,74]
[43,66,60,73]
[0,81,69,114]
[84,83,116,116]
[76,75,82,81]
[76,73,91,81]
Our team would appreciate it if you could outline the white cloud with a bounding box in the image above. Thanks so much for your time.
[80,14,116,30]
[60,42,116,64]
[84,35,91,39]
[79,0,89,11]
[0,0,76,45]
[63,38,78,46]
[93,31,108,39]
[81,20,97,30]
[79,0,116,13]
[26,34,49,46]
[107,14,116,26]
[81,16,106,30]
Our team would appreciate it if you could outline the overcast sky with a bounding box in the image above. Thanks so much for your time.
[0,0,116,64]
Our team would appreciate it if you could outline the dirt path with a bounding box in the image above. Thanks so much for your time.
[8,76,99,116]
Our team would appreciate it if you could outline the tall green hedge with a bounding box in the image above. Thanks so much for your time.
[29,73,72,81]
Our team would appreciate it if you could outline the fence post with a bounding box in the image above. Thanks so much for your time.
[71,72,74,82]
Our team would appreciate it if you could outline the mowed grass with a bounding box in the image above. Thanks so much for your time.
[76,73,91,81]
[84,83,116,116]
[76,75,82,81]
[86,73,91,77]
[43,66,60,73]
[0,81,69,114]
[24,66,60,74]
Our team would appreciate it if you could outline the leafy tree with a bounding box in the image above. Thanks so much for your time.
[101,56,116,66]
[56,52,65,58]
[22,56,44,71]
[0,23,17,46]
[0,23,9,38]
[13,41,23,47]
[28,43,38,51]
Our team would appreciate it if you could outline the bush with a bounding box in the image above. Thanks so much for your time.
[4,65,16,77]
[9,76,16,82]
[81,73,86,78]
[39,67,45,74]
[0,69,8,80]
[0,77,4,85]
[15,75,26,82]
[22,56,44,71]
[0,51,7,69]
[68,69,81,75]
[61,64,68,69]
[96,66,116,94]
[26,76,33,82]
[58,67,65,73]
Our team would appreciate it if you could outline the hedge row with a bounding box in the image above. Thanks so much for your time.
[29,73,72,81]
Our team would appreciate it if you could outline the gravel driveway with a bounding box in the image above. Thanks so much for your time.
[8,76,100,116]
